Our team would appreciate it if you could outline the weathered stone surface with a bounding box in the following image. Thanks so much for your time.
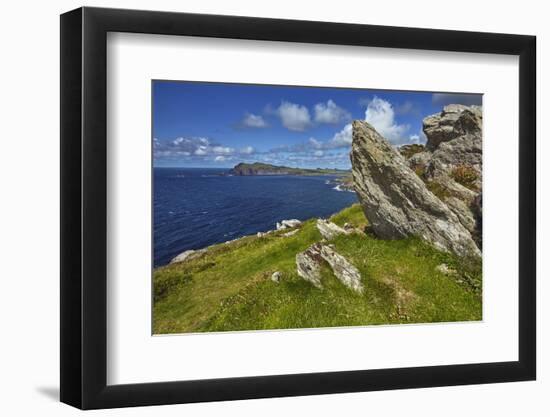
[282,229,299,237]
[296,243,323,288]
[399,143,426,159]
[423,104,482,151]
[436,263,457,276]
[316,219,350,240]
[444,196,477,234]
[319,245,363,293]
[421,105,483,189]
[276,219,302,230]
[170,248,207,264]
[351,120,481,259]
[271,271,282,283]
[296,243,364,293]
[407,151,432,172]
[471,193,483,248]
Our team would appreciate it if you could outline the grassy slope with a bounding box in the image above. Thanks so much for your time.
[153,204,482,334]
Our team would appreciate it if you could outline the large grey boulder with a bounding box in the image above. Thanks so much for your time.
[351,120,481,259]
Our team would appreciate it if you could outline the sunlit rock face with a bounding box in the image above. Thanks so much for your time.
[350,119,481,260]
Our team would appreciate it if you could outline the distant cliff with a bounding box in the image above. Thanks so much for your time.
[229,162,348,176]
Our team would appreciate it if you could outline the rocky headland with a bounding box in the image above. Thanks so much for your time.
[229,162,349,176]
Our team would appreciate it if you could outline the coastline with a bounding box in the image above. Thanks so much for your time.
[156,203,355,269]
[153,168,357,267]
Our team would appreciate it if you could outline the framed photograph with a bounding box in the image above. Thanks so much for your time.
[60,6,536,409]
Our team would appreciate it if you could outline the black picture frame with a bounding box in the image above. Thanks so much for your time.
[60,6,536,410]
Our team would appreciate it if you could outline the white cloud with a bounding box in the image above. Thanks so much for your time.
[408,131,427,145]
[309,123,353,150]
[308,138,323,149]
[365,96,409,143]
[170,136,211,150]
[276,101,312,131]
[154,135,261,164]
[241,113,267,128]
[329,123,353,148]
[314,100,351,124]
[194,146,208,156]
[314,150,324,157]
[240,146,255,154]
[211,146,234,154]
[306,97,412,150]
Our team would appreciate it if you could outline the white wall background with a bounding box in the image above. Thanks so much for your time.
[0,0,545,415]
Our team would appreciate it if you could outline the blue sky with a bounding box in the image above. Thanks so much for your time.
[153,81,481,169]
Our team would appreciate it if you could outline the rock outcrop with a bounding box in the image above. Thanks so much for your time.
[276,219,302,230]
[420,104,482,188]
[351,120,481,259]
[170,248,207,264]
[413,104,482,244]
[423,104,482,151]
[296,243,324,288]
[296,242,363,293]
[319,245,363,293]
[282,229,299,237]
[316,219,350,240]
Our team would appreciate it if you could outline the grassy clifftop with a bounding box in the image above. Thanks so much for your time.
[153,204,482,334]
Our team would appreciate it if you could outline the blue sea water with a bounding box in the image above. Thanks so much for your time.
[154,168,357,267]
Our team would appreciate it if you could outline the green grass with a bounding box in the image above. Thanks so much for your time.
[153,204,482,334]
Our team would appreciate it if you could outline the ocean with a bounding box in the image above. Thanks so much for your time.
[154,168,357,267]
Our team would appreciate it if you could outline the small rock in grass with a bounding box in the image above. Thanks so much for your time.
[276,219,302,230]
[436,263,457,276]
[316,219,350,240]
[271,271,282,283]
[170,249,207,264]
[282,229,299,237]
